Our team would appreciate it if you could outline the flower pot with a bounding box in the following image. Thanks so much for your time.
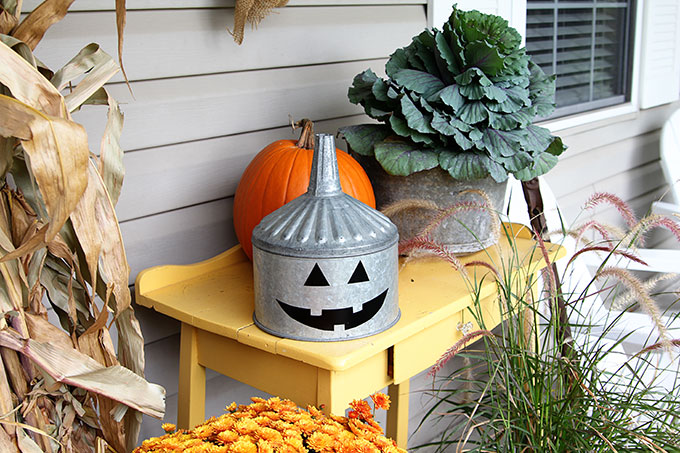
[354,155,508,254]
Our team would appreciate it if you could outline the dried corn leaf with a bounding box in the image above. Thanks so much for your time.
[0,42,65,118]
[98,91,124,206]
[0,329,166,418]
[6,157,45,223]
[51,44,112,91]
[115,307,144,450]
[0,354,16,435]
[0,95,89,244]
[0,7,17,35]
[24,313,71,351]
[0,425,17,453]
[40,265,88,326]
[0,136,14,179]
[0,199,16,253]
[97,395,125,453]
[0,284,12,315]
[0,96,33,140]
[3,420,58,449]
[124,410,141,453]
[0,348,27,397]
[63,50,119,113]
[115,0,129,88]
[1,259,25,312]
[16,427,42,453]
[114,307,142,377]
[8,190,38,249]
[12,0,75,51]
[0,0,20,18]
[78,307,116,368]
[70,162,130,315]
[0,35,36,68]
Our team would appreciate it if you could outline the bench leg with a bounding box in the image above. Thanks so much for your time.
[178,323,206,429]
[386,379,410,449]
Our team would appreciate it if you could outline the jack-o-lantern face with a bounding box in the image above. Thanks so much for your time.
[252,247,399,341]
[276,261,387,331]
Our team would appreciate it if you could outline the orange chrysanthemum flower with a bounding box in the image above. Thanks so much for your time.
[161,423,176,433]
[349,399,372,420]
[370,393,391,411]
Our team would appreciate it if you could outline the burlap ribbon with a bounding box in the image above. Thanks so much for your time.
[230,0,289,45]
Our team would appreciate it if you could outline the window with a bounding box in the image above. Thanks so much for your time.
[525,0,635,118]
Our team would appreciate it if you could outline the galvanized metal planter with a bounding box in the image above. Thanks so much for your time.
[354,155,507,255]
[252,134,400,341]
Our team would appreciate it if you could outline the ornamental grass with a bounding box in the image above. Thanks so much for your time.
[135,394,406,453]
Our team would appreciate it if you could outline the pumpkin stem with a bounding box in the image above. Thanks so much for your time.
[293,118,315,149]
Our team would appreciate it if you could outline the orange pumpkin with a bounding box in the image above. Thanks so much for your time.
[233,119,376,260]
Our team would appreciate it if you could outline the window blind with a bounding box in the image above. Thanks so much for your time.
[526,1,633,117]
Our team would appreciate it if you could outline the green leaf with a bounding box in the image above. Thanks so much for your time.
[482,84,508,102]
[481,128,524,157]
[419,96,434,113]
[393,69,445,98]
[431,112,473,150]
[365,105,391,120]
[528,61,556,117]
[439,150,489,180]
[457,101,488,124]
[496,151,532,172]
[432,84,464,112]
[434,31,461,76]
[528,60,556,97]
[522,124,554,153]
[348,69,379,105]
[464,41,504,76]
[488,107,534,130]
[412,31,441,77]
[400,95,435,134]
[371,78,390,102]
[338,124,392,156]
[545,135,566,156]
[374,141,439,176]
[469,128,483,142]
[485,158,509,182]
[455,67,492,87]
[385,48,409,78]
[532,95,556,118]
[389,115,434,145]
[486,85,530,113]
[404,45,427,72]
[514,152,559,180]
[459,83,486,100]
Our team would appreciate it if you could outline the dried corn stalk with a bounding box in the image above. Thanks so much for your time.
[0,1,165,452]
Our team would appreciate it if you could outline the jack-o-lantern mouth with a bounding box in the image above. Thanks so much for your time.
[276,289,388,331]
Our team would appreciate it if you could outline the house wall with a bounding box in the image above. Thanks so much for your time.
[26,0,680,448]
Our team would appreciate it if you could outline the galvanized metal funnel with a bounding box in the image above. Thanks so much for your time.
[252,134,400,341]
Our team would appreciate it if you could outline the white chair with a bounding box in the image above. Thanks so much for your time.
[652,108,680,217]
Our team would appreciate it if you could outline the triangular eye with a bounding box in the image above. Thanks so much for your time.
[348,261,369,284]
[304,263,330,286]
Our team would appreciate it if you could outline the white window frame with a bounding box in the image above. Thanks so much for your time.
[426,0,680,134]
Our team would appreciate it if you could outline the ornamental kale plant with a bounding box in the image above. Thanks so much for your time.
[340,6,566,181]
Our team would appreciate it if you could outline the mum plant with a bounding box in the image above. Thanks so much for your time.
[135,394,405,453]
[0,1,165,452]
[340,6,565,181]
